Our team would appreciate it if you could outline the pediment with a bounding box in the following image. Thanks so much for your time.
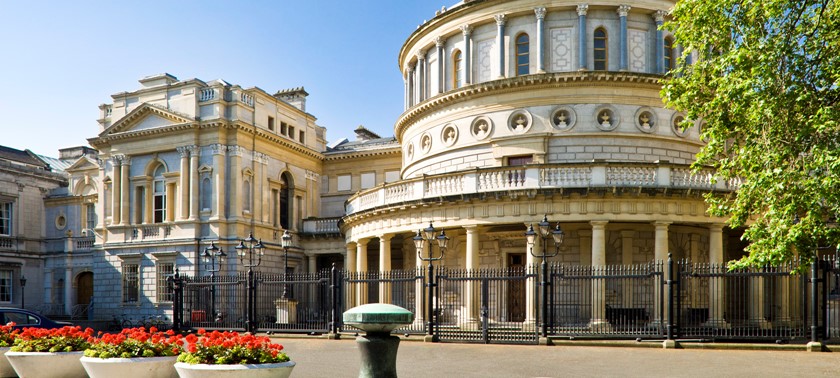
[101,103,195,137]
[65,156,100,173]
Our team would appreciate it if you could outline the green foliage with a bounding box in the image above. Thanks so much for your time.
[663,0,840,268]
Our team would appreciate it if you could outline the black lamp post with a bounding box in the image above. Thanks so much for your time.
[280,230,293,299]
[235,233,264,333]
[202,241,226,322]
[19,276,26,309]
[525,215,564,338]
[414,222,448,340]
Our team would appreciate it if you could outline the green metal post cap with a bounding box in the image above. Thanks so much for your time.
[343,303,415,333]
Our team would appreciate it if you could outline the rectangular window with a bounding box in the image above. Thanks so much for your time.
[268,116,275,131]
[360,172,376,189]
[0,202,11,236]
[288,126,295,139]
[156,262,174,303]
[281,122,287,136]
[337,175,352,192]
[153,180,165,223]
[507,155,533,166]
[385,170,400,183]
[135,187,145,224]
[85,204,96,231]
[299,130,305,143]
[0,271,10,302]
[122,263,139,303]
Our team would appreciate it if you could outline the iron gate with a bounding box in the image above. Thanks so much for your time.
[435,267,538,344]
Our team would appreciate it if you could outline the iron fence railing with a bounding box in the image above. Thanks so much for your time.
[167,258,840,344]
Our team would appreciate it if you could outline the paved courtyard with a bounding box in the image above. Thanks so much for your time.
[276,337,839,377]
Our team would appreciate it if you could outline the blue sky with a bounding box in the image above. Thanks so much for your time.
[0,1,443,156]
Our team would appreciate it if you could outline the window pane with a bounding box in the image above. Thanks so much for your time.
[0,271,10,302]
[122,264,139,303]
[157,262,174,303]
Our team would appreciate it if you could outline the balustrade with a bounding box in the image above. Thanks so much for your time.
[198,88,217,102]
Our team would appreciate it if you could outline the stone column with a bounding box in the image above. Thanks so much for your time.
[534,7,547,73]
[590,221,609,330]
[463,226,480,325]
[653,221,671,324]
[460,25,473,85]
[654,10,667,74]
[577,4,589,70]
[414,237,425,327]
[346,242,357,308]
[379,234,393,303]
[689,234,701,307]
[357,239,369,305]
[120,156,130,225]
[526,231,538,327]
[621,230,634,307]
[165,183,176,222]
[111,156,122,225]
[143,179,152,224]
[618,5,631,71]
[494,14,507,78]
[229,146,242,220]
[177,146,190,220]
[407,66,415,107]
[435,36,445,94]
[706,223,728,327]
[189,146,200,220]
[403,72,409,110]
[64,263,73,316]
[211,144,226,221]
[416,51,426,102]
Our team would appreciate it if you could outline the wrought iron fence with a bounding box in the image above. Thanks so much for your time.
[167,258,840,344]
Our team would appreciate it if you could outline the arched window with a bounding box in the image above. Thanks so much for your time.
[594,28,608,71]
[516,33,530,76]
[664,36,675,72]
[152,165,166,223]
[453,50,463,88]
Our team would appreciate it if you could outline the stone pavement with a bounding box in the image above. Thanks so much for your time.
[275,337,839,378]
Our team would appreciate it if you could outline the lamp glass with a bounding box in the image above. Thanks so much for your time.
[423,223,436,241]
[413,230,425,254]
[552,224,565,245]
[525,224,536,247]
[437,230,449,249]
[538,216,550,238]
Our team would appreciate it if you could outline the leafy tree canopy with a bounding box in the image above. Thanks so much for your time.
[663,0,840,268]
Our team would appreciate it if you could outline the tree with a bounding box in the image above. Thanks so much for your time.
[662,0,840,268]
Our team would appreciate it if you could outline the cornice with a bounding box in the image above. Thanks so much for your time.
[394,71,665,141]
[90,122,199,145]
[323,147,402,162]
[227,122,325,161]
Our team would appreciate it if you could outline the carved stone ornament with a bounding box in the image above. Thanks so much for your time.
[653,10,667,23]
[441,124,459,146]
[617,4,631,17]
[594,105,620,131]
[671,113,689,137]
[550,106,577,131]
[507,110,533,134]
[470,116,493,140]
[634,107,658,133]
[576,4,589,16]
[407,143,415,159]
[420,133,433,153]
[534,7,546,20]
[460,24,473,36]
[494,14,506,26]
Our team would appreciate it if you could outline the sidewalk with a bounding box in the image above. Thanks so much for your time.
[274,336,840,377]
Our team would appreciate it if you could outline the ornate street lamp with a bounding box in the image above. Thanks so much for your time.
[19,276,26,309]
[526,215,564,337]
[235,233,264,333]
[202,241,226,322]
[280,230,293,299]
[414,222,448,339]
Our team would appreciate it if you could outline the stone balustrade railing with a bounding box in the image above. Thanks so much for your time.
[346,162,733,214]
[302,217,342,234]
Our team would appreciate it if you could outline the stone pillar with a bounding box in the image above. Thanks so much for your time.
[211,144,226,220]
[403,72,409,110]
[494,14,507,78]
[577,4,589,70]
[416,51,426,102]
[414,238,425,327]
[165,183,176,222]
[357,239,369,305]
[706,223,728,327]
[379,234,393,303]
[189,146,200,220]
[689,234,701,307]
[621,230,634,307]
[229,146,242,219]
[525,231,538,327]
[64,264,73,316]
[653,221,671,324]
[407,66,415,107]
[120,156,130,225]
[435,36,445,94]
[346,242,357,308]
[177,147,190,220]
[654,10,666,74]
[112,156,122,225]
[463,226,480,325]
[534,7,546,73]
[618,5,631,71]
[460,25,473,85]
[590,221,609,330]
[308,254,317,274]
[143,179,152,224]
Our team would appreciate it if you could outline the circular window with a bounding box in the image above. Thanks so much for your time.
[419,133,433,154]
[594,105,620,131]
[671,113,689,137]
[634,107,658,133]
[550,106,577,131]
[507,110,533,134]
[470,116,494,140]
[440,124,459,147]
[55,214,67,230]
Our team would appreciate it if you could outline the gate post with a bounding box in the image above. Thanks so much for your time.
[330,264,341,337]
[666,253,675,340]
[168,268,183,332]
[807,259,825,352]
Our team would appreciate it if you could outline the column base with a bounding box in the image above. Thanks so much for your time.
[588,320,612,332]
[662,339,679,349]
[702,319,730,329]
[806,341,826,352]
[749,319,772,330]
[520,321,537,332]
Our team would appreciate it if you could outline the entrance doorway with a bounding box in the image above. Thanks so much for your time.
[77,272,93,317]
[507,253,526,322]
